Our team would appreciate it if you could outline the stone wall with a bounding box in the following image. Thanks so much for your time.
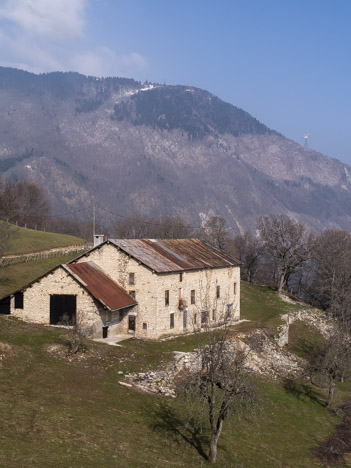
[10,266,109,338]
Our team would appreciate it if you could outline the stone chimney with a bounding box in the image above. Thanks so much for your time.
[93,234,104,247]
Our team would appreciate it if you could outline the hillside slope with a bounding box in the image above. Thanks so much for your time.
[1,67,351,233]
[4,225,84,256]
[0,283,349,467]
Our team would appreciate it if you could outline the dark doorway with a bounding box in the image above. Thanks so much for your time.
[50,295,76,325]
[0,297,10,315]
[102,326,109,339]
[128,315,136,333]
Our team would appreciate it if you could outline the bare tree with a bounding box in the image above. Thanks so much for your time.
[47,218,106,242]
[308,330,351,408]
[0,221,11,261]
[0,177,50,228]
[199,215,230,251]
[233,231,263,283]
[177,325,258,463]
[258,215,314,295]
[311,230,351,328]
[60,312,90,355]
[114,215,193,239]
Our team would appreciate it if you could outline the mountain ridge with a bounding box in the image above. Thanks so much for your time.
[0,66,350,234]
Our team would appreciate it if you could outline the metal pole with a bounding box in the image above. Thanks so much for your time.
[93,203,96,237]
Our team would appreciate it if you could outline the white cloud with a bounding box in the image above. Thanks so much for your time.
[0,0,149,78]
[0,0,86,38]
[70,48,149,77]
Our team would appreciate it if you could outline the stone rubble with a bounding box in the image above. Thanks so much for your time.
[122,327,304,396]
[121,308,335,396]
[276,308,334,348]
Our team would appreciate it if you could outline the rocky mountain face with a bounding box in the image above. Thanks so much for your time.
[0,66,351,234]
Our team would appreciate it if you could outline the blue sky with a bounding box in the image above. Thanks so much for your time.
[0,0,350,164]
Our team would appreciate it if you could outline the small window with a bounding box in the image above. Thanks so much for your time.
[129,273,135,285]
[142,322,147,330]
[170,312,175,329]
[165,290,169,306]
[129,291,136,299]
[216,286,220,299]
[212,309,216,321]
[194,313,197,324]
[191,290,195,305]
[234,282,237,294]
[201,311,208,325]
[179,272,183,282]
[14,292,23,309]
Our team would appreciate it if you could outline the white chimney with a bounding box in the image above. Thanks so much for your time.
[94,234,104,247]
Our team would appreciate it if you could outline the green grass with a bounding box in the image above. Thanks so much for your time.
[287,320,326,360]
[0,252,84,298]
[0,316,349,467]
[4,224,84,255]
[241,282,304,327]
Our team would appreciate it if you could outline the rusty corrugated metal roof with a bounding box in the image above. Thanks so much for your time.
[64,262,136,311]
[109,239,240,273]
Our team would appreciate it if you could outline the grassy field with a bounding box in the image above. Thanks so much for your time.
[4,224,84,255]
[0,252,84,298]
[0,281,349,467]
[240,282,304,327]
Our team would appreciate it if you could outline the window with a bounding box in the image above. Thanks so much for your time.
[129,291,136,299]
[165,290,169,306]
[216,285,220,298]
[142,322,148,330]
[191,290,195,305]
[14,292,23,309]
[129,273,135,285]
[170,312,175,329]
[212,309,216,321]
[179,272,183,282]
[194,313,197,324]
[234,282,237,294]
[201,310,208,325]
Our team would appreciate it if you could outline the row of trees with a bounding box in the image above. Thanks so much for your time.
[0,175,50,229]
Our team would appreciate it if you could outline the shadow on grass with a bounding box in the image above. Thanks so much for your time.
[283,378,324,405]
[150,401,208,460]
[293,337,321,361]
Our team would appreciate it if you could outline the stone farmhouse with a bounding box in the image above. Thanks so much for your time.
[4,238,241,339]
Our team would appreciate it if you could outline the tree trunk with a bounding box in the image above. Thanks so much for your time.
[326,377,335,408]
[278,272,285,295]
[208,430,220,462]
[208,418,223,463]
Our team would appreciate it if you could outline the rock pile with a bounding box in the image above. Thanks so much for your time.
[123,370,176,397]
[276,308,334,348]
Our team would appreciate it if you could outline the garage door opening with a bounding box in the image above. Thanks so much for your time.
[0,297,10,315]
[50,295,76,325]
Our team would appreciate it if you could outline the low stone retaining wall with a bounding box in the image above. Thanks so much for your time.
[0,245,88,267]
[276,308,334,348]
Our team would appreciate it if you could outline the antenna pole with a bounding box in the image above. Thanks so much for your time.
[93,203,96,237]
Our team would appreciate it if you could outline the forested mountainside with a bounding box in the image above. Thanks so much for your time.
[1,66,350,233]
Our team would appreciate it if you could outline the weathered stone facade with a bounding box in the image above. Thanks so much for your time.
[9,240,240,340]
[10,267,108,335]
[74,243,240,339]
